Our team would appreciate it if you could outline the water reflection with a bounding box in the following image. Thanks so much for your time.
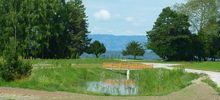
[86,79,138,95]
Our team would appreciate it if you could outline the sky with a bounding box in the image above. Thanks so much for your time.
[83,0,186,36]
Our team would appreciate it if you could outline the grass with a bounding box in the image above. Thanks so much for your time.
[176,62,220,72]
[25,58,123,69]
[127,60,220,72]
[202,78,220,95]
[126,60,189,64]
[131,68,199,96]
[0,67,123,95]
[24,58,121,65]
[0,58,200,96]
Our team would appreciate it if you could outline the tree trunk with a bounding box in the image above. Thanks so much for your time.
[95,54,99,58]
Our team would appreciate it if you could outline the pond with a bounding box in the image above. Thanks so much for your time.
[77,68,199,96]
[0,67,199,96]
[86,79,138,95]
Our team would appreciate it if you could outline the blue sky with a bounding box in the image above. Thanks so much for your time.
[83,0,186,36]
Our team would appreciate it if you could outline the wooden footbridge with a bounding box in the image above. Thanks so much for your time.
[103,63,153,80]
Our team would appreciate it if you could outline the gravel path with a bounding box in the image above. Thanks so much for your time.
[143,63,220,87]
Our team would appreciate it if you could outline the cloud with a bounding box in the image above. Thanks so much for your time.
[125,17,142,26]
[94,9,111,20]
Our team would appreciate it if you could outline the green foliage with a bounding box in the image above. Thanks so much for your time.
[122,41,145,59]
[86,41,106,58]
[0,0,90,59]
[215,51,220,59]
[147,7,194,61]
[0,38,32,81]
[174,0,219,33]
[172,0,220,61]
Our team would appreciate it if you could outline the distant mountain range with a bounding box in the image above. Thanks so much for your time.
[81,34,160,60]
[88,34,147,51]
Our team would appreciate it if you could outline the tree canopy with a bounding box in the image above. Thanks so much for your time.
[147,7,195,61]
[86,40,106,58]
[122,41,145,59]
[174,0,219,34]
[171,0,220,61]
[0,0,90,59]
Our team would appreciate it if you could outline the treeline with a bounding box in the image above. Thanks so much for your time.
[0,0,90,59]
[147,0,220,61]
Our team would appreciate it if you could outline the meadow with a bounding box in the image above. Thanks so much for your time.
[131,60,220,72]
[0,58,200,96]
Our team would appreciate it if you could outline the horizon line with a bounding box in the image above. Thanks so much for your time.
[89,33,146,36]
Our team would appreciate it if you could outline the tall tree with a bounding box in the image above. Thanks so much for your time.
[174,0,220,60]
[0,0,90,59]
[64,0,90,58]
[174,0,219,33]
[147,7,194,61]
[122,41,145,59]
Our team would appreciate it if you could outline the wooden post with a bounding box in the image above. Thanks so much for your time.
[127,69,130,80]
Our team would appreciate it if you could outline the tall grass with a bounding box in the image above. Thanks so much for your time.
[131,68,199,96]
[0,67,122,95]
[0,66,199,96]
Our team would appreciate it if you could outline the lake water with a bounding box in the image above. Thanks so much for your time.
[81,51,160,60]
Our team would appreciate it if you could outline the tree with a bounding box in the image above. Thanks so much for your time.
[215,51,220,59]
[174,0,220,61]
[0,0,90,59]
[122,41,145,59]
[214,18,220,60]
[0,38,32,81]
[147,7,194,61]
[63,0,91,59]
[174,0,219,33]
[86,40,106,58]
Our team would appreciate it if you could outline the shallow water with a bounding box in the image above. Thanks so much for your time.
[86,79,138,95]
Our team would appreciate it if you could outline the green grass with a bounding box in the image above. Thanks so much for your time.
[24,58,122,69]
[0,59,199,96]
[202,78,220,95]
[0,67,124,95]
[126,60,188,64]
[131,68,199,96]
[24,58,121,65]
[127,60,220,72]
[176,62,220,72]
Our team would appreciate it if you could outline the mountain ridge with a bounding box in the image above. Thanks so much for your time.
[88,34,148,51]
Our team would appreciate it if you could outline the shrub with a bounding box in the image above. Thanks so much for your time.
[0,60,32,81]
[0,38,32,81]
